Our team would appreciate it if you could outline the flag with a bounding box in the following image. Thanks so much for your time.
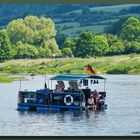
[86,65,96,75]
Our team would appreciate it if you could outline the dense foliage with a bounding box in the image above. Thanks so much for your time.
[0,14,140,61]
[120,17,140,41]
[6,16,60,59]
[62,17,140,58]
[0,30,13,62]
[7,16,57,45]
[104,17,128,35]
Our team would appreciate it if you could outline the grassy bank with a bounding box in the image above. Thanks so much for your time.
[0,54,140,81]
[0,76,16,83]
[0,74,25,83]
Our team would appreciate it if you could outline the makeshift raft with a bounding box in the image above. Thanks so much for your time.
[17,74,107,111]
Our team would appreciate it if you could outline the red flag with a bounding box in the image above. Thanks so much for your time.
[86,65,96,75]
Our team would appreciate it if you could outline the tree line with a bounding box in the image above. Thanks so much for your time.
[62,17,140,57]
[0,16,140,62]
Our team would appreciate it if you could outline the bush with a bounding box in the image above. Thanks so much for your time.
[125,41,140,54]
[14,42,39,59]
[62,48,73,57]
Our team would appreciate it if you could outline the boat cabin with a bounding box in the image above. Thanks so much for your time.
[17,74,107,111]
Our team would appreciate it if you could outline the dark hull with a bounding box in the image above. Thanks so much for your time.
[17,90,107,112]
[17,103,81,111]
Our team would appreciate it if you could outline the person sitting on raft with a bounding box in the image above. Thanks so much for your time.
[55,85,60,91]
[88,94,94,109]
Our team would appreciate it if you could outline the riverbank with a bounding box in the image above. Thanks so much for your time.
[0,74,26,83]
[0,54,140,82]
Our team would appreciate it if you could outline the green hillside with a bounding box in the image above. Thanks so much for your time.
[67,4,138,14]
[55,4,140,37]
[0,4,140,37]
[60,25,106,37]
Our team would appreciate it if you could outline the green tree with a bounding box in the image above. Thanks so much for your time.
[66,31,109,58]
[121,17,140,41]
[41,38,60,54]
[38,47,52,58]
[0,30,13,62]
[55,33,67,49]
[125,41,140,54]
[6,16,60,58]
[7,16,57,46]
[104,34,118,46]
[15,42,39,59]
[62,38,75,52]
[74,31,95,57]
[109,41,125,55]
[62,48,73,57]
[105,17,128,35]
[92,35,109,56]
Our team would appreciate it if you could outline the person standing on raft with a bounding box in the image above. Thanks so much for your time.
[92,89,100,110]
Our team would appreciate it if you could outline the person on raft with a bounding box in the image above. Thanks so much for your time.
[92,89,100,110]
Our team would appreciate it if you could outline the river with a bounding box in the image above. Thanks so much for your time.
[0,74,140,136]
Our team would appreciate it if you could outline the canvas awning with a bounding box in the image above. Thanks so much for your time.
[50,74,106,81]
[88,75,106,79]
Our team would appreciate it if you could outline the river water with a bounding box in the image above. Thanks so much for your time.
[0,74,140,136]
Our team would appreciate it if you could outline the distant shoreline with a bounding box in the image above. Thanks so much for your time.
[0,54,139,83]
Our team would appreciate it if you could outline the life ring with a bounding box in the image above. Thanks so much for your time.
[64,95,74,106]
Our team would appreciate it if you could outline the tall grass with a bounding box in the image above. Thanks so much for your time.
[0,54,140,76]
[0,76,25,83]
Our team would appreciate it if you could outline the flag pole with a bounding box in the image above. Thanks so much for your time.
[19,80,21,91]
[44,75,48,89]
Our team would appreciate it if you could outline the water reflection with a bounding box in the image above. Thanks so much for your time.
[17,109,106,123]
